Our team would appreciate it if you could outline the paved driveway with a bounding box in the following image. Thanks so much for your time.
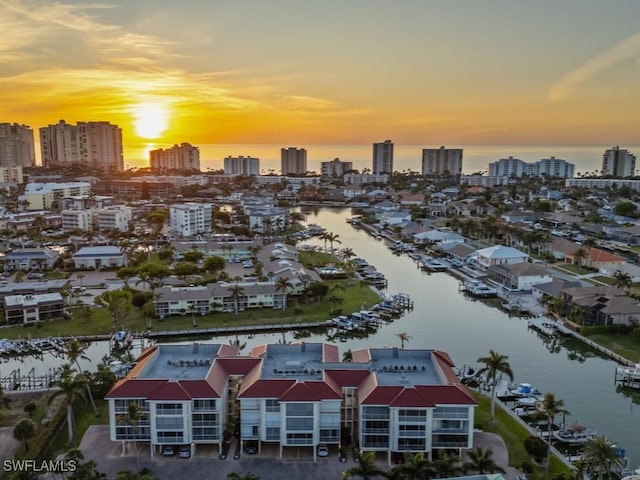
[79,427,520,480]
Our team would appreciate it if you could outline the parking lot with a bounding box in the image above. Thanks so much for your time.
[80,426,356,480]
[79,426,520,480]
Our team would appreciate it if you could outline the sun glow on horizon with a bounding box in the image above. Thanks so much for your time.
[133,102,170,139]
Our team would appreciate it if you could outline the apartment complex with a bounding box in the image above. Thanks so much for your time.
[488,156,575,179]
[21,182,91,211]
[0,123,35,167]
[320,158,353,178]
[0,166,24,184]
[150,143,200,173]
[224,156,260,176]
[422,147,463,176]
[373,140,394,175]
[61,209,93,233]
[4,293,65,325]
[169,202,213,237]
[106,342,476,461]
[602,146,636,177]
[344,173,390,185]
[281,148,307,175]
[96,206,132,232]
[40,120,123,171]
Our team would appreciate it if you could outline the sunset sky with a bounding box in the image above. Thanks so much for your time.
[2,0,640,150]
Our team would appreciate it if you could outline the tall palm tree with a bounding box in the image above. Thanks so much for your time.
[396,332,412,349]
[341,247,356,261]
[573,247,587,266]
[13,417,37,452]
[345,451,385,480]
[275,277,293,310]
[342,349,353,362]
[65,338,98,416]
[229,283,245,315]
[49,364,88,444]
[582,436,626,480]
[125,401,143,473]
[612,270,632,293]
[434,450,463,478]
[476,350,514,422]
[326,232,342,253]
[539,392,569,477]
[462,446,505,475]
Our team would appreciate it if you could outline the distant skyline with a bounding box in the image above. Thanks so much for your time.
[2,0,640,152]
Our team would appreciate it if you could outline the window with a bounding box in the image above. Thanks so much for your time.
[156,417,184,430]
[286,418,313,431]
[266,399,280,412]
[286,433,313,445]
[157,431,183,443]
[286,403,313,416]
[266,427,280,441]
[156,403,183,415]
[193,399,217,411]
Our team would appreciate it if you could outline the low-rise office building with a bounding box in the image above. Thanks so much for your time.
[72,246,127,269]
[2,248,59,271]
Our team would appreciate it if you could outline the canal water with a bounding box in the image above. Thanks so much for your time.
[2,207,638,465]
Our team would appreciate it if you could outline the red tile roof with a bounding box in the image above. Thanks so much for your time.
[239,379,296,398]
[415,385,476,405]
[324,369,372,388]
[322,344,340,362]
[351,349,372,363]
[279,382,321,402]
[304,381,342,399]
[251,344,268,358]
[218,344,240,357]
[105,379,168,399]
[389,388,434,408]
[360,386,404,405]
[147,381,191,401]
[178,379,220,399]
[216,357,261,376]
[126,346,158,378]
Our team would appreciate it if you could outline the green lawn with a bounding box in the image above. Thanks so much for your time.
[586,333,640,363]
[0,280,380,340]
[552,264,594,275]
[472,392,571,480]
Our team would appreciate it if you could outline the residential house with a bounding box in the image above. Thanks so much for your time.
[4,293,65,325]
[562,285,640,326]
[2,248,59,271]
[547,238,580,262]
[567,247,625,270]
[475,246,529,269]
[442,243,476,267]
[380,210,412,227]
[486,262,553,292]
[73,246,127,269]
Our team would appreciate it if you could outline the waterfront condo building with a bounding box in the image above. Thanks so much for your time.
[40,120,123,171]
[224,156,260,176]
[106,342,476,462]
[0,123,35,167]
[602,146,636,177]
[422,147,463,176]
[488,156,575,179]
[373,140,394,175]
[320,158,354,178]
[281,148,307,175]
[169,202,213,237]
[150,143,200,173]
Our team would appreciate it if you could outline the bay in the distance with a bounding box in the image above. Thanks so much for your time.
[123,143,637,176]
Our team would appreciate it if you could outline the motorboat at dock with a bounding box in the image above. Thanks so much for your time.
[462,280,498,298]
[553,422,597,444]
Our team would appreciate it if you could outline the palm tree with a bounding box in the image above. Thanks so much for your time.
[463,446,505,475]
[275,277,293,310]
[582,436,626,480]
[539,392,569,477]
[341,247,356,261]
[612,270,632,293]
[13,417,37,452]
[229,283,245,315]
[188,303,198,327]
[125,401,143,473]
[434,450,463,478]
[396,332,412,349]
[326,232,342,253]
[65,338,98,416]
[395,452,434,480]
[345,451,385,480]
[476,350,514,422]
[49,364,88,444]
[342,349,353,362]
[573,247,587,266]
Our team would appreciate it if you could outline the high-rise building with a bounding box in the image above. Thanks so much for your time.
[488,156,575,179]
[373,140,393,175]
[170,202,212,237]
[0,123,35,167]
[320,158,353,178]
[224,156,260,176]
[602,146,636,177]
[421,146,463,176]
[280,147,307,175]
[40,120,123,171]
[150,143,200,172]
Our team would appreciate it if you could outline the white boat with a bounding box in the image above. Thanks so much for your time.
[464,280,498,298]
[423,258,450,271]
[553,422,597,444]
[510,383,542,397]
[617,364,640,381]
[515,405,539,417]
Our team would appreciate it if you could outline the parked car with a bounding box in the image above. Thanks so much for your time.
[317,444,329,457]
[162,445,175,457]
[244,441,258,455]
[178,445,191,458]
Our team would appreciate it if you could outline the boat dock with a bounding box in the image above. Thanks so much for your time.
[0,366,63,392]
[527,317,573,337]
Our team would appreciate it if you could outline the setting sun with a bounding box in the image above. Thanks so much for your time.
[133,102,170,139]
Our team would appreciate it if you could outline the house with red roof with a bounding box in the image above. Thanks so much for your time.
[105,342,475,463]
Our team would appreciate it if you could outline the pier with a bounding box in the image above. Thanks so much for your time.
[0,366,62,392]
